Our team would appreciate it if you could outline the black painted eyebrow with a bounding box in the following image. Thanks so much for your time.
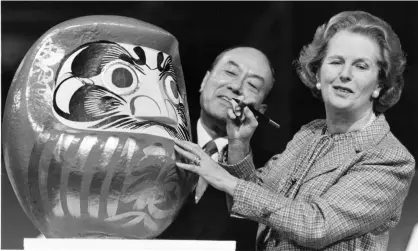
[133,46,146,65]
[119,54,145,75]
[158,55,176,81]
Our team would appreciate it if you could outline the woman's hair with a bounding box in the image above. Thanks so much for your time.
[296,11,406,113]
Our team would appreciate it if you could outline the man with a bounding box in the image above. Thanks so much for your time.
[159,46,275,250]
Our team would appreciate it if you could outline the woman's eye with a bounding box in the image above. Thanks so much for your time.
[356,63,369,70]
[164,75,180,105]
[330,61,342,65]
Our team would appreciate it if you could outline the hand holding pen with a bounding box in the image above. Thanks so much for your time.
[231,98,280,129]
[225,97,278,165]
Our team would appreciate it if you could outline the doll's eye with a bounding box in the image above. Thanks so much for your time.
[164,75,180,105]
[103,61,139,95]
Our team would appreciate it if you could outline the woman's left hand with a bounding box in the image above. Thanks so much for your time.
[173,138,238,196]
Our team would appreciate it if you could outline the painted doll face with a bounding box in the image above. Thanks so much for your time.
[53,41,189,141]
[2,16,194,239]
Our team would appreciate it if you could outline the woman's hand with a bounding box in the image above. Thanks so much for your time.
[173,138,238,196]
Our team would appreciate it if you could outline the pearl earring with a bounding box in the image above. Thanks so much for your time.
[316,83,321,90]
[372,90,379,98]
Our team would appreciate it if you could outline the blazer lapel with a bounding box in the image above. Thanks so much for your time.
[303,144,356,183]
[303,114,390,183]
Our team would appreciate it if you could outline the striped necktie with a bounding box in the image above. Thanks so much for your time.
[203,140,218,158]
[195,140,219,202]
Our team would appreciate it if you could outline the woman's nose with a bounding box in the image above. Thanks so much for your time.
[339,75,351,82]
[339,65,352,83]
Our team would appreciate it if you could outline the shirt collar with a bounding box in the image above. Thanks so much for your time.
[196,118,228,152]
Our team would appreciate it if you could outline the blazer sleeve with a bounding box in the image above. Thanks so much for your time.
[220,120,320,183]
[221,150,279,184]
[224,144,415,249]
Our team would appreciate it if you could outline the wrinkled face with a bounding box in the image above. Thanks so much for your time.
[199,48,272,123]
[53,41,189,141]
[319,31,382,116]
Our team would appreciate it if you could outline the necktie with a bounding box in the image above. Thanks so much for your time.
[256,224,271,250]
[203,140,219,157]
[195,140,218,202]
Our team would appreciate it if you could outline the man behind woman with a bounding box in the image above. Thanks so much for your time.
[173,10,415,250]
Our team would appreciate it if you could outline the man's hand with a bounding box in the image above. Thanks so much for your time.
[225,99,259,164]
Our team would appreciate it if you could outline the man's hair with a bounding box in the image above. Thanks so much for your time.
[209,46,276,102]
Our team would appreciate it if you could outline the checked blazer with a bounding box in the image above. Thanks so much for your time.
[221,114,415,250]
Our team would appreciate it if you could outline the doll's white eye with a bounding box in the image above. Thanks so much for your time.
[102,61,139,95]
[164,75,180,105]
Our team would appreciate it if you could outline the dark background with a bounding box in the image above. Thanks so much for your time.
[2,2,418,250]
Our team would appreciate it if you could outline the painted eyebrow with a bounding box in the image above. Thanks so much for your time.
[158,56,177,81]
[119,55,145,74]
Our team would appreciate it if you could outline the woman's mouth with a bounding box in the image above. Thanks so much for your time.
[333,86,353,94]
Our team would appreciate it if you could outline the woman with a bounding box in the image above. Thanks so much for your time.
[173,11,415,250]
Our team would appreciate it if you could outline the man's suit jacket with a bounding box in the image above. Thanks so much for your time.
[158,118,274,251]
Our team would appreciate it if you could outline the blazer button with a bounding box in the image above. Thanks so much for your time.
[270,231,279,247]
[261,207,271,218]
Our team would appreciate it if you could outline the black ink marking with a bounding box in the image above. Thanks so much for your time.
[112,68,133,88]
[157,52,164,72]
[133,47,146,65]
[53,83,125,122]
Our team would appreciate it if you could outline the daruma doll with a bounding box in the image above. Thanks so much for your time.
[2,15,196,238]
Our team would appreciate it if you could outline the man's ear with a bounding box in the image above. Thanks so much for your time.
[258,104,268,114]
[199,71,210,92]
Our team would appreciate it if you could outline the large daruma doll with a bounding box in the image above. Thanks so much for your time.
[2,16,195,238]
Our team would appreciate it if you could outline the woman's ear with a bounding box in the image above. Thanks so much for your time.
[372,88,381,98]
[199,71,210,92]
[372,83,383,98]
